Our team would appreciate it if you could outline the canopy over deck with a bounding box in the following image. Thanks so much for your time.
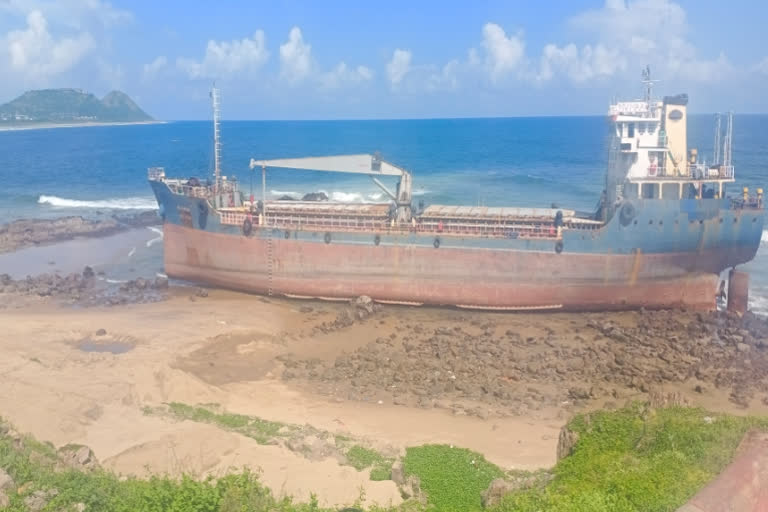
[250,153,414,222]
[249,154,407,177]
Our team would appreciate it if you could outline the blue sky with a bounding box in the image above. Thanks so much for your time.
[1,0,767,119]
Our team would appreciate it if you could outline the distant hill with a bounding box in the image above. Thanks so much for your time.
[0,89,153,123]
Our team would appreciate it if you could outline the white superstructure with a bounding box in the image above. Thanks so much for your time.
[608,67,735,200]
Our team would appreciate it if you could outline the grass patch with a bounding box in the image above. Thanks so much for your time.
[492,404,768,512]
[346,445,394,481]
[403,444,504,512]
[148,403,394,481]
[0,417,402,512]
[154,402,291,445]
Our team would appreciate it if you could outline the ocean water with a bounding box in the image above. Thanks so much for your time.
[0,116,766,311]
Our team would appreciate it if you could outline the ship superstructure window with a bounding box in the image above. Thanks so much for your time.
[628,123,635,138]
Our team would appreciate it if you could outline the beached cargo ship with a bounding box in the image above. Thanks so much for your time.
[149,70,764,311]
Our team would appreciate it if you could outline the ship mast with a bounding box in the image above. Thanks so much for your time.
[723,111,733,168]
[713,113,722,165]
[211,84,222,191]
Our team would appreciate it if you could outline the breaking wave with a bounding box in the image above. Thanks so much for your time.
[270,190,300,197]
[146,226,163,247]
[269,188,391,203]
[38,195,157,210]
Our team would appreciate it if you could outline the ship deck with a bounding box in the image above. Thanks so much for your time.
[217,201,603,240]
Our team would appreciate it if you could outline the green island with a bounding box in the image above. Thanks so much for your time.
[1,402,765,512]
[0,89,153,126]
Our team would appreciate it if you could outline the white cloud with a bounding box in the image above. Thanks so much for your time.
[319,62,373,89]
[177,31,269,79]
[481,23,525,80]
[753,57,768,75]
[427,59,460,91]
[98,59,123,88]
[386,49,411,86]
[565,0,729,82]
[536,43,626,82]
[143,56,167,80]
[279,27,312,83]
[0,0,133,29]
[4,10,95,80]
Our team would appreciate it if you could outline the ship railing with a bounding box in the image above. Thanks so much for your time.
[166,182,212,199]
[147,167,166,181]
[638,165,735,180]
[217,210,601,239]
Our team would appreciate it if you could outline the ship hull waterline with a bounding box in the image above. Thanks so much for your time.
[161,223,737,312]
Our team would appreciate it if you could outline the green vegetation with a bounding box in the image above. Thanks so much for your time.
[157,402,288,445]
[0,88,153,123]
[345,445,394,481]
[3,404,765,511]
[489,404,768,512]
[403,444,504,512]
[146,403,394,480]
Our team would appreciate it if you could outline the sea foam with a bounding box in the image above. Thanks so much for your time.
[38,195,157,210]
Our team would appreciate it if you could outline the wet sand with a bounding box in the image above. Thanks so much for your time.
[1,282,767,506]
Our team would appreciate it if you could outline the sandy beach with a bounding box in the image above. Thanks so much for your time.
[0,120,167,132]
[2,267,768,506]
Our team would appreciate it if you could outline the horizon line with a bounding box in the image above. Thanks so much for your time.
[161,112,768,123]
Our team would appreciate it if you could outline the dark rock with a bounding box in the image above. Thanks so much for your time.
[24,489,58,512]
[95,328,107,336]
[556,426,579,460]
[302,192,329,201]
[481,478,529,508]
[82,266,95,279]
[0,467,14,490]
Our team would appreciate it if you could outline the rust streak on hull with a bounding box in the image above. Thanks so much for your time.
[164,223,720,311]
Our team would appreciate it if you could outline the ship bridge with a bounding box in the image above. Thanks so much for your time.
[609,69,736,201]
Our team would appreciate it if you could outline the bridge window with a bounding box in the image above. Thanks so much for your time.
[628,123,635,138]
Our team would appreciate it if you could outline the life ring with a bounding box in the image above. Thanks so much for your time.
[619,202,636,227]
[324,232,332,244]
[242,218,253,236]
[433,237,440,249]
[555,240,564,254]
[284,230,290,239]
[374,234,381,246]
[437,221,444,233]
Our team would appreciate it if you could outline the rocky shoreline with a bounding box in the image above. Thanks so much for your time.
[0,267,169,307]
[280,305,768,419]
[0,211,159,253]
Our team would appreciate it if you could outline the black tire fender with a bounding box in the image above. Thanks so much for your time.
[374,234,381,246]
[324,232,332,244]
[619,202,637,227]
[555,240,564,254]
[198,202,208,229]
[242,218,253,237]
[284,230,290,239]
[554,210,564,228]
[433,237,440,249]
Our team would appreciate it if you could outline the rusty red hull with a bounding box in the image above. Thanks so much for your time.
[163,223,722,311]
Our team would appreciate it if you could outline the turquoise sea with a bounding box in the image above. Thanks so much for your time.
[0,116,766,312]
